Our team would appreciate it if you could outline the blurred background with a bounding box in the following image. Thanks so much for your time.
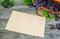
[0,0,60,39]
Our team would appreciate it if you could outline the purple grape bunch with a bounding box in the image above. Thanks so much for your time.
[28,0,60,20]
[31,0,60,12]
[4,2,12,8]
[33,0,40,9]
[29,0,44,9]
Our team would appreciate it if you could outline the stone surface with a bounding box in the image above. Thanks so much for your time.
[0,0,60,39]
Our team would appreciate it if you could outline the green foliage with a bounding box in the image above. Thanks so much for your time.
[42,10,56,20]
[10,1,15,7]
[46,14,56,20]
[50,14,56,20]
[2,0,9,6]
[46,16,50,19]
[2,0,15,8]
[23,0,32,5]
[42,10,49,17]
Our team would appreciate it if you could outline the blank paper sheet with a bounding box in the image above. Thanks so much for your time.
[5,11,45,37]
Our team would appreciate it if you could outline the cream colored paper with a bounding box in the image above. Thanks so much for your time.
[5,11,45,37]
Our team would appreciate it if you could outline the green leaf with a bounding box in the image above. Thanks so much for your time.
[2,0,9,6]
[10,1,15,7]
[42,10,49,17]
[50,14,56,20]
[46,16,50,19]
[23,0,32,5]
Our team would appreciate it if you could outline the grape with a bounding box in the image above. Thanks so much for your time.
[55,6,60,12]
[49,12,53,16]
[33,0,38,9]
[50,26,57,29]
[38,0,43,2]
[4,5,8,8]
[43,2,47,8]
[55,14,60,21]
[53,5,59,12]
[4,2,12,8]
[33,0,60,13]
[49,3,55,11]
[42,0,49,8]
[31,0,60,21]
[28,4,33,8]
[57,14,60,17]
[33,0,43,9]
[7,2,12,5]
[4,5,10,8]
[33,0,38,6]
[47,1,53,8]
[37,2,43,8]
[56,24,60,30]
[32,0,60,11]
[48,24,54,26]
[55,17,60,21]
[58,6,60,10]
